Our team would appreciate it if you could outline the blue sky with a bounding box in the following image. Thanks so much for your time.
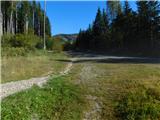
[40,1,137,35]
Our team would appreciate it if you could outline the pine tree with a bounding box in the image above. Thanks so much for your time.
[148,1,160,49]
[106,1,122,21]
[93,8,102,36]
[102,9,109,33]
[137,1,151,50]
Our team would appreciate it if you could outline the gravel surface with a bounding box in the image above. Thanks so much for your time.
[1,53,159,99]
[0,58,76,99]
[0,76,50,99]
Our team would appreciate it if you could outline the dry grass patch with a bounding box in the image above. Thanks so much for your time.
[1,51,69,83]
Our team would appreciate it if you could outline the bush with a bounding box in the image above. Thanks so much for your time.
[116,86,160,120]
[1,47,28,57]
[46,36,54,50]
[2,34,41,50]
[1,34,14,47]
[10,34,41,50]
[52,37,64,52]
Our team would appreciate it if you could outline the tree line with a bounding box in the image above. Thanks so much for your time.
[76,1,160,55]
[1,1,51,37]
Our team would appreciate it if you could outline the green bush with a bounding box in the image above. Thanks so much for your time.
[116,86,160,120]
[2,47,28,57]
[1,34,14,47]
[10,34,41,50]
[52,37,64,52]
[2,34,41,50]
[46,36,54,50]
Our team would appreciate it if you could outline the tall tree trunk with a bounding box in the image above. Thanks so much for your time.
[2,12,5,33]
[32,11,34,32]
[0,1,3,36]
[7,19,10,33]
[10,1,14,34]
[43,0,46,50]
[15,7,17,33]
[25,14,28,34]
[38,19,40,36]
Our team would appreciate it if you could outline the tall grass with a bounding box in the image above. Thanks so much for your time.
[1,51,68,83]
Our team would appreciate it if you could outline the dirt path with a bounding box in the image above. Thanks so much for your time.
[1,53,158,99]
[77,63,103,120]
[0,58,76,99]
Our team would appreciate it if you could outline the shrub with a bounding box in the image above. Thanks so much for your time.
[46,36,54,50]
[1,34,14,47]
[1,33,41,50]
[1,47,28,57]
[116,86,160,120]
[52,37,64,52]
[10,34,41,50]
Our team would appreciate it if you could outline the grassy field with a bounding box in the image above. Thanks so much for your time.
[1,50,69,83]
[1,76,86,120]
[1,57,160,119]
[68,60,160,119]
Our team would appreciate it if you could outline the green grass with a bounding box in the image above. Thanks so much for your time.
[116,85,160,120]
[1,76,85,120]
[1,50,69,83]
[69,62,160,120]
[2,58,160,119]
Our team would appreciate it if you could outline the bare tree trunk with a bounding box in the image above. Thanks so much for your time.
[24,14,28,34]
[3,11,5,33]
[0,1,3,37]
[32,11,34,32]
[10,1,14,34]
[7,19,10,33]
[43,0,46,50]
[38,19,40,36]
[15,8,17,33]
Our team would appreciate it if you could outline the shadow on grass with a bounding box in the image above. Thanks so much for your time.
[56,58,160,64]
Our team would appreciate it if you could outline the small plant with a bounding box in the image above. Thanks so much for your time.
[116,86,160,120]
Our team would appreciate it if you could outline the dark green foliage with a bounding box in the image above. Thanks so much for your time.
[46,35,54,50]
[2,34,41,50]
[1,77,85,120]
[116,86,160,120]
[76,1,160,56]
[76,8,110,51]
[1,33,45,56]
[1,34,14,47]
[10,34,40,50]
[2,1,51,37]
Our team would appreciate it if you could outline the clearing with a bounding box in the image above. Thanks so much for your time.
[1,52,160,120]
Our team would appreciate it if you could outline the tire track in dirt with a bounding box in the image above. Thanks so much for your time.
[78,63,103,120]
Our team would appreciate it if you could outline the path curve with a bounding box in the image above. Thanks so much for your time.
[0,58,76,99]
[1,53,159,99]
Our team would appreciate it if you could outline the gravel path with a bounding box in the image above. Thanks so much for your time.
[0,76,50,99]
[0,58,76,99]
[1,53,159,99]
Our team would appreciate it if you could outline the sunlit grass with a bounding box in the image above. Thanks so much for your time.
[1,76,86,120]
[70,62,160,119]
[1,58,160,119]
[1,51,69,83]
